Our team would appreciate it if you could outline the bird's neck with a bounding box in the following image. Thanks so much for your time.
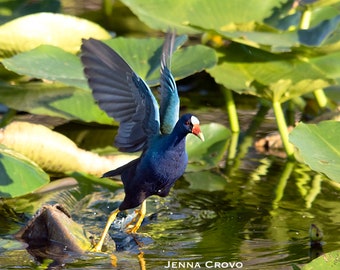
[168,128,188,149]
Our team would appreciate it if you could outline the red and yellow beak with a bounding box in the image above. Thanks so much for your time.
[192,124,204,141]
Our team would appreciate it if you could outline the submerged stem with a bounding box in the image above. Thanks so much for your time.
[272,101,295,160]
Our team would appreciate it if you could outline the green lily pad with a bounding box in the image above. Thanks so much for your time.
[186,123,231,171]
[206,46,334,103]
[121,0,287,33]
[298,249,340,269]
[0,144,49,198]
[2,36,216,88]
[289,121,340,182]
[1,37,216,124]
[0,82,113,124]
[2,45,89,90]
[184,170,228,191]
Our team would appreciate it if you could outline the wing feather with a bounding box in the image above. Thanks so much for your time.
[81,38,160,152]
[159,31,180,135]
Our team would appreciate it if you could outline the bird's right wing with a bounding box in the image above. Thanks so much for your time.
[159,31,180,135]
[81,38,160,152]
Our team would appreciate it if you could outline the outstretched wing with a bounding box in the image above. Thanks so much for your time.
[159,31,180,135]
[81,38,160,152]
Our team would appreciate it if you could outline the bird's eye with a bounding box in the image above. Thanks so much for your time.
[185,120,191,126]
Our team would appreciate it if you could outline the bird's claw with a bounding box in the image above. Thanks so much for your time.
[124,209,143,233]
[124,201,146,234]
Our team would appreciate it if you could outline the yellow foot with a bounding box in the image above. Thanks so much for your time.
[91,244,103,253]
[92,208,120,252]
[125,201,146,234]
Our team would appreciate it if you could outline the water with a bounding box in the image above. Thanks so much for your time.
[0,104,339,269]
[1,149,339,269]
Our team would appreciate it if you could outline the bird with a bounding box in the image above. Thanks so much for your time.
[81,31,204,252]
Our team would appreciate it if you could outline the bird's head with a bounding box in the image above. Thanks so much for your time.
[180,114,205,141]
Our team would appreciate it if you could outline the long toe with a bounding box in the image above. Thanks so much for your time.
[125,201,146,234]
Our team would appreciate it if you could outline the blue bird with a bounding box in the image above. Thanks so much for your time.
[81,32,204,251]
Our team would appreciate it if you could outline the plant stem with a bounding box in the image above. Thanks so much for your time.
[227,132,239,160]
[102,0,112,17]
[272,101,295,160]
[222,88,240,133]
[313,88,328,109]
[299,8,312,29]
[224,102,270,176]
[300,8,329,111]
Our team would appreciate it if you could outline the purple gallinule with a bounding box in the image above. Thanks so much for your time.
[81,32,204,251]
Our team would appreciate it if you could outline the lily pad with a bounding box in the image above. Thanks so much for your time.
[0,121,136,176]
[289,121,340,181]
[206,46,334,103]
[186,123,231,171]
[0,12,111,58]
[0,144,49,198]
[2,45,89,90]
[0,82,113,124]
[1,37,217,124]
[121,0,287,33]
[2,36,216,88]
[297,249,340,269]
[184,170,228,191]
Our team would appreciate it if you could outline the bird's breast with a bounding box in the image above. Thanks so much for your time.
[150,149,188,179]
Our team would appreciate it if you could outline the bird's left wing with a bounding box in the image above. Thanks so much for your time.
[159,31,180,135]
[81,38,160,152]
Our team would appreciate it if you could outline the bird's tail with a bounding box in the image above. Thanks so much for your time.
[102,157,140,178]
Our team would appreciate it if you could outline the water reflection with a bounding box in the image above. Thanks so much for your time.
[142,156,340,269]
[0,153,339,269]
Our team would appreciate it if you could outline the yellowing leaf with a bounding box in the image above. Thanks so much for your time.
[0,12,111,58]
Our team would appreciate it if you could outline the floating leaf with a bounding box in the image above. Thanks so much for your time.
[186,123,231,171]
[0,12,111,58]
[289,121,340,181]
[1,37,216,123]
[2,37,216,88]
[105,37,216,85]
[0,144,49,198]
[298,249,340,269]
[121,0,287,33]
[0,121,137,176]
[122,0,340,53]
[2,45,88,89]
[207,46,334,103]
[184,171,228,191]
[0,82,113,124]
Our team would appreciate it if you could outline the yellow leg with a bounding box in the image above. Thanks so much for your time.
[92,208,120,252]
[125,200,146,234]
[138,252,146,270]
